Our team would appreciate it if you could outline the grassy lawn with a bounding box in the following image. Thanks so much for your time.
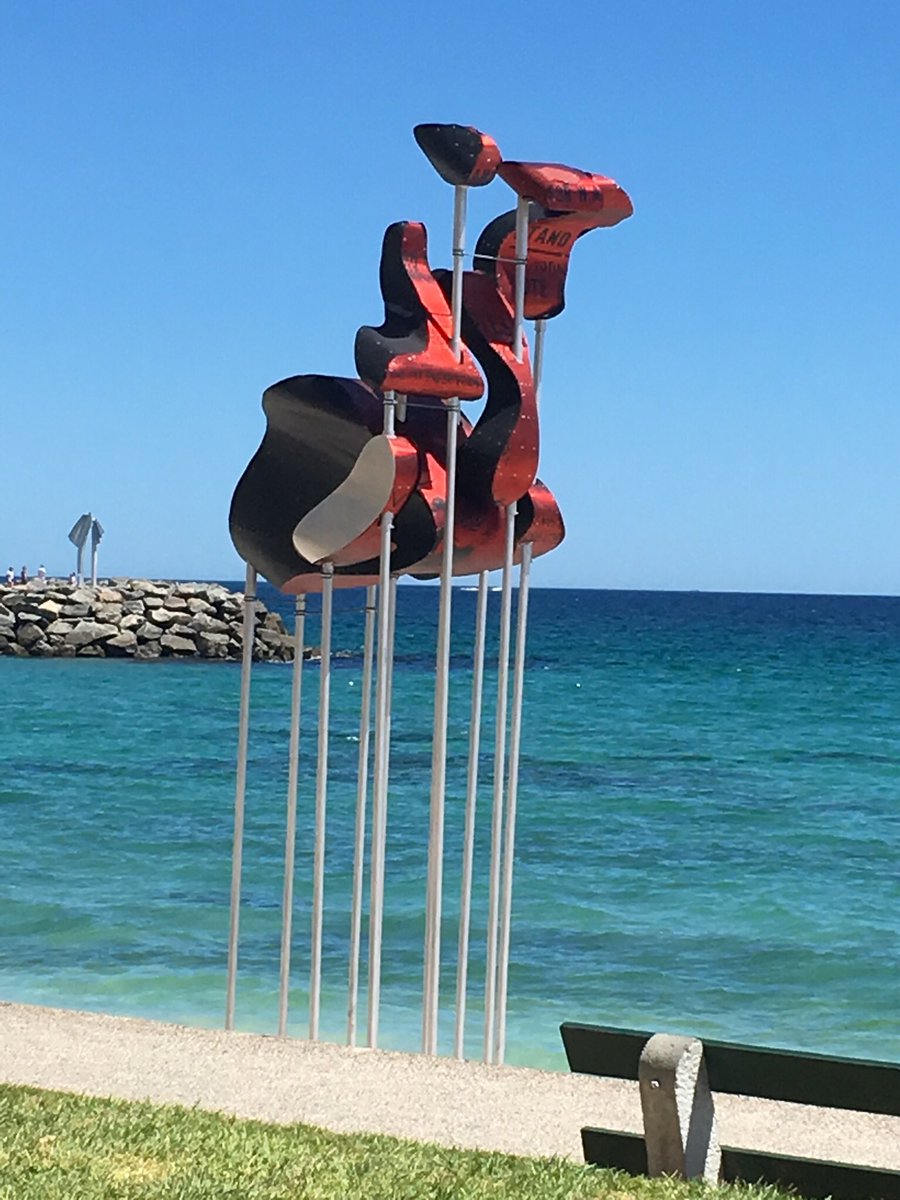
[0,1083,788,1199]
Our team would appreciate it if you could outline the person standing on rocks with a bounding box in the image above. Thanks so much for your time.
[37,565,46,583]
[19,566,28,586]
[5,567,13,585]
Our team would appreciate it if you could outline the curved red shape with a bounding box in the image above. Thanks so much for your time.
[354,222,485,400]
[497,161,633,220]
[447,269,538,506]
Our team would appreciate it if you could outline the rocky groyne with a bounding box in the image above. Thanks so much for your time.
[0,580,294,661]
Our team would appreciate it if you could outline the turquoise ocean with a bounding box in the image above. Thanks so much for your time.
[2,586,898,1069]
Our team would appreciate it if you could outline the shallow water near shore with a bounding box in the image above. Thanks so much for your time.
[2,586,898,1069]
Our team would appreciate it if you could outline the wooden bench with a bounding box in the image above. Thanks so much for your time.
[561,1021,900,1199]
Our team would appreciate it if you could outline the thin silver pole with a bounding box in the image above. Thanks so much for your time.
[493,541,533,1064]
[309,563,334,1041]
[367,513,394,1047]
[450,186,467,356]
[483,503,516,1062]
[454,569,489,1059]
[225,562,257,1031]
[512,196,529,360]
[348,584,377,1045]
[278,594,307,1037]
[422,184,467,1055]
[422,398,461,1055]
[533,318,547,399]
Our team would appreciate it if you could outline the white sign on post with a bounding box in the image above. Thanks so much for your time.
[68,513,92,585]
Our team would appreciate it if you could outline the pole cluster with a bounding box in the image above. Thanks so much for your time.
[225,124,633,1060]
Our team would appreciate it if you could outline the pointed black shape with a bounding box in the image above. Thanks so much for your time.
[413,123,501,187]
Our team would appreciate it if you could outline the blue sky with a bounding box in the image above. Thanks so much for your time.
[2,1,898,592]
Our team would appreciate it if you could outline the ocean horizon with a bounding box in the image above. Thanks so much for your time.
[2,584,898,1069]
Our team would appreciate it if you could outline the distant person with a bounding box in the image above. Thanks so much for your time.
[5,566,13,586]
[19,565,28,586]
[68,572,77,586]
[37,564,46,583]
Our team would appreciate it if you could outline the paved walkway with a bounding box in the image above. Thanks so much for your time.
[1,1002,897,1169]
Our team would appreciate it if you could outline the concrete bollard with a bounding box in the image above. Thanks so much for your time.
[638,1033,720,1181]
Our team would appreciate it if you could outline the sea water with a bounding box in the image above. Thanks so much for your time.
[1,587,898,1069]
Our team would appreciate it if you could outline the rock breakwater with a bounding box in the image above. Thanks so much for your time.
[0,580,294,661]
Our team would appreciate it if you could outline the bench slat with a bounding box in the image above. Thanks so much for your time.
[561,1021,650,1080]
[580,1127,648,1175]
[560,1022,900,1116]
[721,1146,900,1200]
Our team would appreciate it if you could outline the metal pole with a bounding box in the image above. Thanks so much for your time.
[483,503,516,1061]
[422,184,467,1055]
[76,543,84,586]
[533,318,547,400]
[309,562,334,1041]
[225,562,257,1031]
[90,541,99,587]
[454,569,489,1059]
[348,584,377,1045]
[512,196,529,360]
[493,541,533,1064]
[278,594,307,1038]
[367,513,394,1047]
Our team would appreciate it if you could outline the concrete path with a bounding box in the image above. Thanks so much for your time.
[1,1002,897,1170]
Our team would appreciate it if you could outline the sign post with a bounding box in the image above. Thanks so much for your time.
[90,518,104,586]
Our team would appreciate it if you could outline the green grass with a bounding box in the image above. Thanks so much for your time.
[0,1083,788,1199]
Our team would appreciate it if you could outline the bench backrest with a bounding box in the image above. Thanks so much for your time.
[560,1022,900,1117]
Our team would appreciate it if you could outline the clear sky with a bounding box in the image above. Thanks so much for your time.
[2,1,898,592]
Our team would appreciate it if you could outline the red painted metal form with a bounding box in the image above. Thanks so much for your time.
[354,222,485,400]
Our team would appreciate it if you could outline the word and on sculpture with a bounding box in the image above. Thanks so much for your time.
[227,123,632,1063]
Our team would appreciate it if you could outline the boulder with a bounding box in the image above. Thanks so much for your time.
[160,632,196,656]
[105,631,138,656]
[136,622,163,641]
[37,599,62,617]
[96,587,123,603]
[61,604,91,618]
[16,622,44,648]
[197,631,229,658]
[76,644,105,657]
[45,619,77,638]
[65,621,119,647]
[189,612,230,634]
[151,608,182,627]
[94,603,124,622]
[135,643,161,659]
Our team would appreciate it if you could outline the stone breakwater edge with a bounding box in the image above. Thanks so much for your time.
[0,580,298,662]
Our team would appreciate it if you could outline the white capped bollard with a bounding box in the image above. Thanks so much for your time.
[638,1033,720,1181]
